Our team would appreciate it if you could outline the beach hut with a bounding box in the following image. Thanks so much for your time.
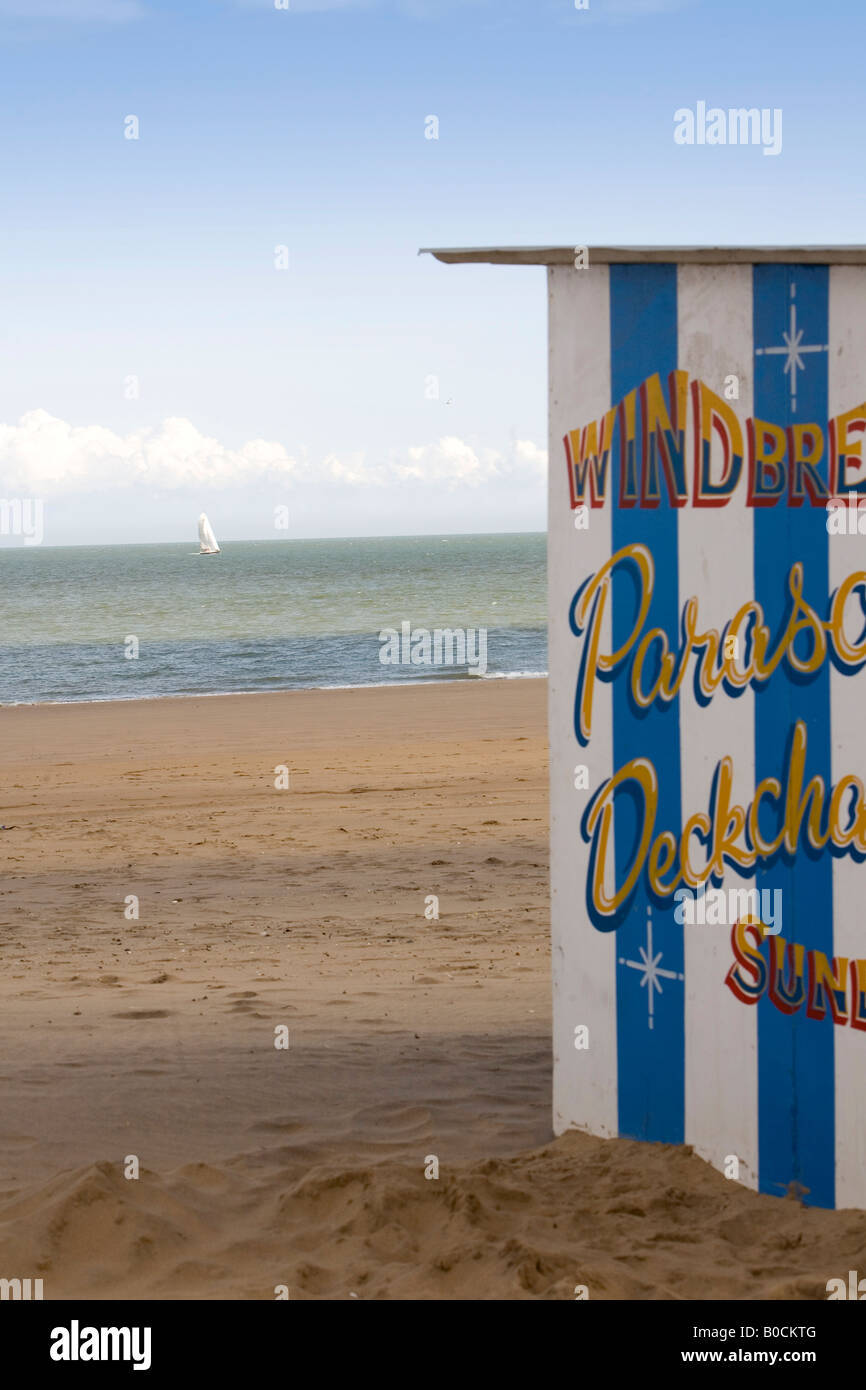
[424,246,866,1209]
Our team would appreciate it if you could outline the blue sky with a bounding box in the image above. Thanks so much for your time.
[0,0,863,543]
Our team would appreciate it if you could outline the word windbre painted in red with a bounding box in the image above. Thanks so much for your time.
[564,371,866,510]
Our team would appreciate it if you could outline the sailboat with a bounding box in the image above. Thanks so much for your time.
[198,513,220,555]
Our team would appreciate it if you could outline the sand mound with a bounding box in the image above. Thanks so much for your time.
[4,1131,866,1300]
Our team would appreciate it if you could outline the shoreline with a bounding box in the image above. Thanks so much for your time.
[0,670,548,712]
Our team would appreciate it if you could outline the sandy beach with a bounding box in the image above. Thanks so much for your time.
[1,679,864,1299]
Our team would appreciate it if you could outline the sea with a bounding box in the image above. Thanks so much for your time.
[0,533,547,705]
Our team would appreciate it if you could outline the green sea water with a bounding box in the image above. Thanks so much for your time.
[0,533,546,703]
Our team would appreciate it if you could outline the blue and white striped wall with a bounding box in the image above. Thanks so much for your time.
[549,257,866,1209]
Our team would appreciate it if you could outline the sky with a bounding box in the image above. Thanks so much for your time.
[0,0,864,544]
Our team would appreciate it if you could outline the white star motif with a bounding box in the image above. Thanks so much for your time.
[618,906,684,1030]
[755,282,828,415]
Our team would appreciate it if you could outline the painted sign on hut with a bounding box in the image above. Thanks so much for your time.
[426,245,866,1209]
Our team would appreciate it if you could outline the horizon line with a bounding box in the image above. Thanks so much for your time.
[0,527,546,552]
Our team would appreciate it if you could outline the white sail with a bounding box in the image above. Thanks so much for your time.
[198,512,220,554]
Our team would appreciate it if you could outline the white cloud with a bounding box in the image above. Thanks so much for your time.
[0,412,303,495]
[0,409,546,496]
[513,439,548,474]
[398,436,546,488]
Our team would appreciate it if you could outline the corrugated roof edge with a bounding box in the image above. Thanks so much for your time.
[419,246,866,266]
